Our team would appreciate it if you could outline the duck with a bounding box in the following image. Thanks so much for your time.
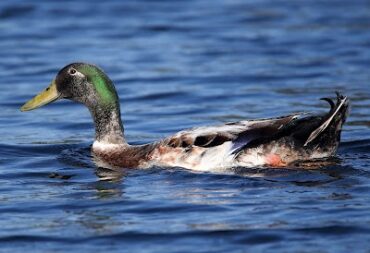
[20,63,349,171]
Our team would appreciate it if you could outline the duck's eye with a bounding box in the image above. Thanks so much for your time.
[69,69,77,75]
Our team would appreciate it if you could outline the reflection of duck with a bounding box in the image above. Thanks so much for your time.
[21,63,349,171]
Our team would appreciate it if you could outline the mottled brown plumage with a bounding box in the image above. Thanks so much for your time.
[92,143,157,168]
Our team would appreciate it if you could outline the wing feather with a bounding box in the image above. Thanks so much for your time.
[162,114,300,150]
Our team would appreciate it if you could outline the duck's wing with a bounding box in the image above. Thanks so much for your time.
[162,113,302,153]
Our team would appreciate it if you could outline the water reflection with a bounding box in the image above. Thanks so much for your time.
[95,167,126,182]
[65,208,125,236]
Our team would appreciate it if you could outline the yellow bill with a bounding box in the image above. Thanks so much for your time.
[20,80,60,112]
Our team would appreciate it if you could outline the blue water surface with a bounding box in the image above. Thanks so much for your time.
[0,0,370,252]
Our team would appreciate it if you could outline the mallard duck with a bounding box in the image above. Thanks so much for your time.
[20,63,349,171]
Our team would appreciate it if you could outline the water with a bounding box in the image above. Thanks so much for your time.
[0,0,369,252]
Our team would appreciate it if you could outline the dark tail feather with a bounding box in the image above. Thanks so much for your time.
[304,92,349,146]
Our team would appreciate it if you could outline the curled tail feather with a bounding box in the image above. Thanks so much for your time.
[304,92,349,146]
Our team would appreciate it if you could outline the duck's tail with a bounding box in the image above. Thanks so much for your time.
[304,92,349,146]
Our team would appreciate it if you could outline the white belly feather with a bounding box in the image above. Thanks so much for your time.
[150,141,267,172]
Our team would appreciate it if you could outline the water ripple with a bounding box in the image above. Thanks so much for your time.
[0,0,369,252]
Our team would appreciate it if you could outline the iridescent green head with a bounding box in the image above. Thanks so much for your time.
[21,63,119,111]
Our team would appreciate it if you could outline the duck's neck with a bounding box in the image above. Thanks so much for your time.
[77,65,127,146]
[90,102,126,145]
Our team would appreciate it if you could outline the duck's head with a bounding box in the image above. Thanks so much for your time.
[20,62,119,112]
